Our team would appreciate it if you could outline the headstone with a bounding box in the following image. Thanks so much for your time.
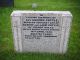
[11,11,72,53]
[0,0,14,7]
[32,3,37,9]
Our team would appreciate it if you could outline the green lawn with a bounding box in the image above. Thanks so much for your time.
[0,0,80,60]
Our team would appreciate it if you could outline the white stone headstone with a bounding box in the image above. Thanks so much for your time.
[11,11,72,53]
[32,3,37,8]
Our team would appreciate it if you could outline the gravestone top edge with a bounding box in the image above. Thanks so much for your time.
[11,11,72,17]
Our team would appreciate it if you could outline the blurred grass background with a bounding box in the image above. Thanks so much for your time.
[0,0,80,60]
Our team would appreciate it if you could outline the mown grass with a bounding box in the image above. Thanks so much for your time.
[0,0,80,60]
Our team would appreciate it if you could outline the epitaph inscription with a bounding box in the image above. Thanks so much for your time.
[22,14,60,40]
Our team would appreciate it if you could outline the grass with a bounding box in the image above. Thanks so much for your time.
[0,0,80,60]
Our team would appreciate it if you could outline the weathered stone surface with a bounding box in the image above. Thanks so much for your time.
[11,11,72,53]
